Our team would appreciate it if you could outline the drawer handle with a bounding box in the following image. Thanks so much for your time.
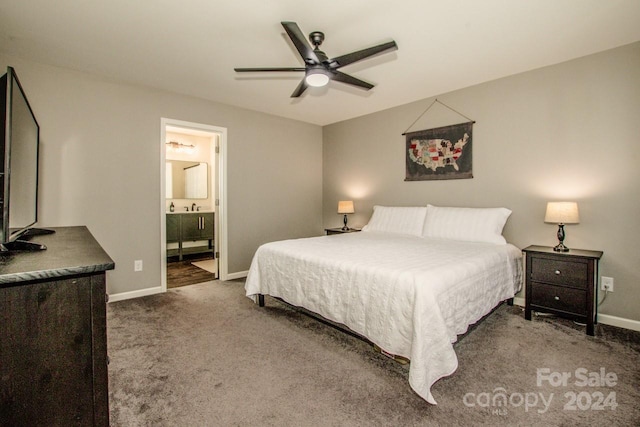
[554,296,560,301]
[554,270,561,275]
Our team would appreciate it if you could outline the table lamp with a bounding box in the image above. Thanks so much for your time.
[337,201,355,231]
[544,202,580,252]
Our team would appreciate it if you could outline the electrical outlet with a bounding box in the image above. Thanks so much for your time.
[134,260,143,272]
[601,276,614,292]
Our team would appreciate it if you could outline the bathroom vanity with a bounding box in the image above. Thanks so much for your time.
[166,211,214,260]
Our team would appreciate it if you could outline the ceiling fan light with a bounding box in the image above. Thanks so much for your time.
[305,71,330,87]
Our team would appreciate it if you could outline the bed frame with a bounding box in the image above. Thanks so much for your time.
[255,293,514,363]
[258,293,513,309]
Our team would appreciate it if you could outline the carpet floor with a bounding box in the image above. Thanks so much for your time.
[107,280,640,426]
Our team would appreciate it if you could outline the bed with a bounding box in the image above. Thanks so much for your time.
[245,205,523,404]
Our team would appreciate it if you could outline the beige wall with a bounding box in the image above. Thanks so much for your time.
[3,43,638,320]
[0,54,323,295]
[323,42,640,322]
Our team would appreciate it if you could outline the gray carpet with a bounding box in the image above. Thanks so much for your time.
[107,280,640,426]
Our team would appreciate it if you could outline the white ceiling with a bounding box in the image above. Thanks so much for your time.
[1,0,639,126]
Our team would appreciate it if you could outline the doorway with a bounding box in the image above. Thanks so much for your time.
[160,118,228,291]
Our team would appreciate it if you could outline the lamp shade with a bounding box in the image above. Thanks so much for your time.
[337,200,355,214]
[544,202,580,224]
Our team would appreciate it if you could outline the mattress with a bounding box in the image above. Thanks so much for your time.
[245,231,523,404]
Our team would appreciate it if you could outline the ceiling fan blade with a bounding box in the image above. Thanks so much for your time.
[290,78,308,98]
[331,71,374,90]
[281,21,320,64]
[329,41,398,69]
[234,67,306,72]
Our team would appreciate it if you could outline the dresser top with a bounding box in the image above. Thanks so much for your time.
[522,245,603,260]
[0,226,115,286]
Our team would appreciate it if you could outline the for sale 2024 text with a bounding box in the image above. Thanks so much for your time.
[537,367,618,411]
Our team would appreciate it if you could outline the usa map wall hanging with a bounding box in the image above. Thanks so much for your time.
[405,121,473,181]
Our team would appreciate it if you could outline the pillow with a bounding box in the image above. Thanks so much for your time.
[362,206,428,236]
[422,204,511,244]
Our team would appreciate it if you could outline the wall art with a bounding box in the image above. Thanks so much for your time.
[405,121,473,181]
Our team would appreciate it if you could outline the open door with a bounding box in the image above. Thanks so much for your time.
[160,119,227,291]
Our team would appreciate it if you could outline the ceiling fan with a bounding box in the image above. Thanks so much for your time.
[234,21,398,98]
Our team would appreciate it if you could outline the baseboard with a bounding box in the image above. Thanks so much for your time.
[108,270,248,302]
[108,286,164,303]
[511,296,640,332]
[225,270,248,280]
[597,314,640,332]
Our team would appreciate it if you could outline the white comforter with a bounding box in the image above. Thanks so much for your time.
[244,231,522,404]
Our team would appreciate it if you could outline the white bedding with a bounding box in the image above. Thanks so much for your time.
[244,231,523,404]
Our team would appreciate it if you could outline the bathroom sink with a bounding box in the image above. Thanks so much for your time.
[167,209,214,214]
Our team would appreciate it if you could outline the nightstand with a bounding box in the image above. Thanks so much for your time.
[523,245,603,336]
[325,228,361,235]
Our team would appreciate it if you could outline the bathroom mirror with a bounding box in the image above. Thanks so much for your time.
[166,160,208,199]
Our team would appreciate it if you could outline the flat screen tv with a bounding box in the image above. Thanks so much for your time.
[0,67,52,252]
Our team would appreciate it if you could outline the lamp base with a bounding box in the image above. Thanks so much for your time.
[553,243,570,252]
[553,223,570,252]
[342,214,349,231]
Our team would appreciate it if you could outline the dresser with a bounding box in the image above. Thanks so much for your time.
[523,245,602,336]
[0,226,115,426]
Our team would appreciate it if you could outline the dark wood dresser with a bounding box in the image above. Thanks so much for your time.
[523,245,602,336]
[0,226,115,426]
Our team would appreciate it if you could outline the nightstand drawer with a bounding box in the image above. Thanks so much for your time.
[530,282,587,315]
[530,257,588,288]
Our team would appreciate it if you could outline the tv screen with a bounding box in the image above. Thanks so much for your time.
[0,67,41,249]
